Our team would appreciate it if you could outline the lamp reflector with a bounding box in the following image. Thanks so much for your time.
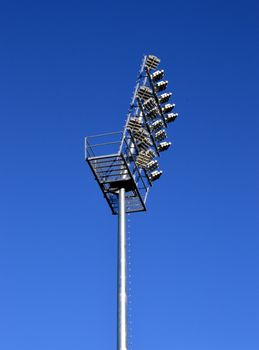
[162,103,175,114]
[155,80,168,92]
[146,160,159,172]
[155,129,167,141]
[137,86,152,100]
[149,170,163,182]
[149,119,164,132]
[146,108,158,120]
[136,149,156,168]
[127,117,143,132]
[151,69,164,82]
[158,92,172,104]
[145,55,160,70]
[158,141,171,152]
[165,113,178,124]
[132,127,149,140]
[143,98,157,111]
[138,140,152,150]
[145,148,156,158]
[136,135,152,151]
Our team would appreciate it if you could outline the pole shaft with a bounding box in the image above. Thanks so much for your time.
[118,188,127,350]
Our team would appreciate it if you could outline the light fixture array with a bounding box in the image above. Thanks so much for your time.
[126,55,179,183]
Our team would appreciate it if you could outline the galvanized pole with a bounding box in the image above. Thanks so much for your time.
[118,188,127,350]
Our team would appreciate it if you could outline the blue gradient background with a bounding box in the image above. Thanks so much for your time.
[0,0,258,349]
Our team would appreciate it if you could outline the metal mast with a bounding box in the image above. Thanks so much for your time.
[84,55,179,350]
[118,188,127,350]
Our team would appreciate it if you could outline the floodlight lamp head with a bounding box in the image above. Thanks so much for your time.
[145,159,159,172]
[135,148,156,168]
[146,108,159,120]
[149,119,164,132]
[158,141,171,152]
[132,127,149,140]
[145,55,160,70]
[138,144,150,152]
[137,86,152,100]
[135,152,150,168]
[143,98,157,111]
[165,113,178,124]
[146,148,156,159]
[151,69,164,82]
[159,92,172,104]
[155,129,167,142]
[137,136,152,151]
[149,170,163,182]
[127,117,143,132]
[162,103,175,114]
[155,80,168,92]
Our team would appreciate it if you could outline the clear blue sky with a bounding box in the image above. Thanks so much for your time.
[0,0,258,349]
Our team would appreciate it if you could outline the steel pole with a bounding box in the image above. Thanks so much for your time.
[118,188,127,350]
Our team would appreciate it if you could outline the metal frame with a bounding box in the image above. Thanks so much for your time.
[85,131,150,215]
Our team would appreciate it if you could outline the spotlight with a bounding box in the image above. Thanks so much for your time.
[145,160,159,171]
[151,69,164,82]
[137,86,152,100]
[132,127,149,141]
[158,141,171,152]
[155,81,168,92]
[127,117,143,132]
[146,108,158,120]
[145,55,160,70]
[162,103,175,114]
[149,170,163,182]
[158,92,172,104]
[137,140,152,151]
[155,129,167,142]
[149,119,164,132]
[136,148,156,168]
[143,98,157,111]
[145,148,156,158]
[165,113,178,124]
[135,133,152,151]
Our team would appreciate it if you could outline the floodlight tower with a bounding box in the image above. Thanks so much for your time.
[85,55,178,350]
